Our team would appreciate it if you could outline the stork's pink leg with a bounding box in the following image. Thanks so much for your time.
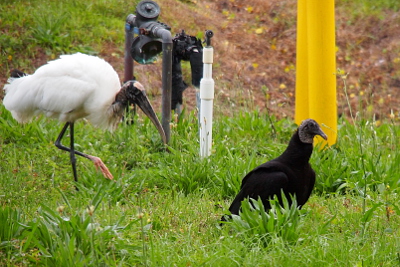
[87,155,114,180]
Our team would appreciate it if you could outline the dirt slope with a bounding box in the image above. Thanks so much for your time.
[3,0,400,121]
[129,0,400,120]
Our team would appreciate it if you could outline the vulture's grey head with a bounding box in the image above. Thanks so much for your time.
[298,119,328,144]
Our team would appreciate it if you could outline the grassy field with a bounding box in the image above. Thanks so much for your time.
[1,103,399,266]
[1,0,400,266]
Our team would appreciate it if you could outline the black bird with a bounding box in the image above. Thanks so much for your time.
[221,119,327,222]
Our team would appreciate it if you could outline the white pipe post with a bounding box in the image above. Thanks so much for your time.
[199,45,214,158]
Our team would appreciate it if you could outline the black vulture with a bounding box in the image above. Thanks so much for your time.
[221,119,327,222]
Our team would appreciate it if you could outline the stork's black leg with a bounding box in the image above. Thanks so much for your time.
[69,122,78,182]
[54,122,91,160]
[55,122,91,182]
[55,122,113,181]
[54,122,70,150]
[55,122,92,159]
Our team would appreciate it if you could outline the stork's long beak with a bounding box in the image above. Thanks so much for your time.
[129,81,167,145]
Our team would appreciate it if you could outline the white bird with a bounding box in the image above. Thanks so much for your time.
[3,53,166,182]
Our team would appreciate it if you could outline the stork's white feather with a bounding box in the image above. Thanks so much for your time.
[3,53,121,130]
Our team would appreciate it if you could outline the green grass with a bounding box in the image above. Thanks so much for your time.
[1,0,400,265]
[338,0,400,13]
[0,0,140,72]
[0,103,400,266]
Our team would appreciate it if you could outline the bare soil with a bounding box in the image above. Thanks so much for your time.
[146,0,400,121]
[3,0,400,121]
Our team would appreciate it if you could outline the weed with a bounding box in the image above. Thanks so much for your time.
[223,192,306,246]
[31,12,71,52]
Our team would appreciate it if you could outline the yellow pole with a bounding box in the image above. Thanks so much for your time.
[295,0,337,146]
[295,0,309,125]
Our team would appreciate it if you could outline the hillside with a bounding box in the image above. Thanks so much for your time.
[1,0,400,121]
[158,0,400,120]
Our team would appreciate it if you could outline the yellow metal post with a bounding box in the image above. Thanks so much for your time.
[295,0,337,146]
[295,0,308,125]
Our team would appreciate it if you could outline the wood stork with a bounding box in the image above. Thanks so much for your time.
[3,53,166,182]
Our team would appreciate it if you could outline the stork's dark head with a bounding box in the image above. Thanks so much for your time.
[124,80,167,144]
[298,119,328,144]
[126,81,146,103]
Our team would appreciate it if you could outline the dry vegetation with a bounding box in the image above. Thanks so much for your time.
[2,0,400,121]
[150,0,400,120]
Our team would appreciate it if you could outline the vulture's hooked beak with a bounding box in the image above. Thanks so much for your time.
[316,128,328,140]
[128,81,167,145]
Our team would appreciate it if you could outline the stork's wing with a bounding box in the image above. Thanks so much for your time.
[3,53,120,124]
[3,73,96,123]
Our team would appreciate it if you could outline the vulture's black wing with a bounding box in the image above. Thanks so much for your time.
[227,167,289,216]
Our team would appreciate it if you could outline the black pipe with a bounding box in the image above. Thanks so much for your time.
[124,14,135,82]
[152,27,172,143]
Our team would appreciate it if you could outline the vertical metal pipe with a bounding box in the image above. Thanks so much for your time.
[307,0,337,147]
[295,0,308,125]
[161,42,172,143]
[124,15,135,82]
